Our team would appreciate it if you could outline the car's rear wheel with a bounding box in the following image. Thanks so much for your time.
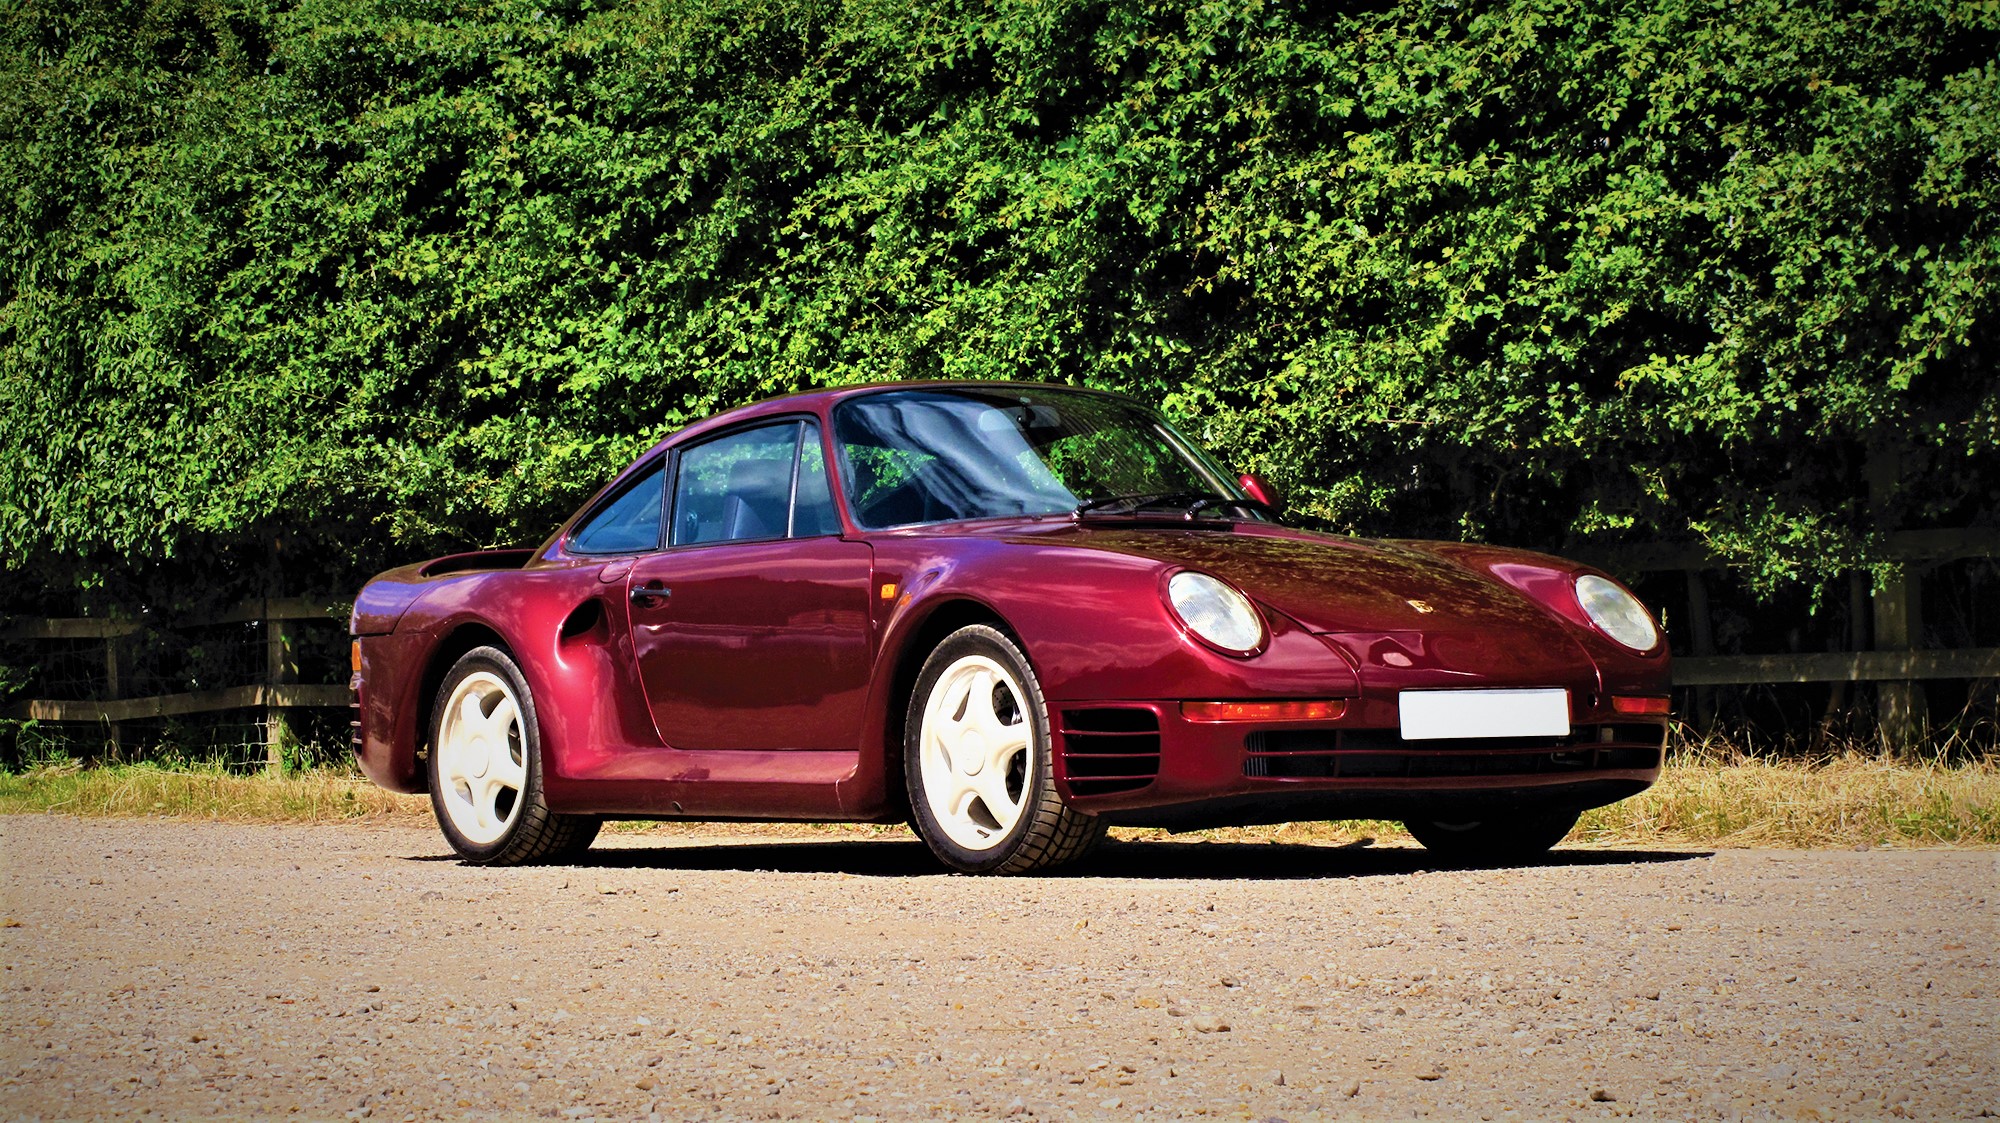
[1403,807,1580,865]
[905,625,1104,874]
[428,646,599,865]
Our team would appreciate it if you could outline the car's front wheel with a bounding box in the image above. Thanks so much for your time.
[427,646,599,865]
[1402,807,1580,865]
[905,625,1104,874]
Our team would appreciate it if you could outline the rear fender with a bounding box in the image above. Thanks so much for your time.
[353,563,657,800]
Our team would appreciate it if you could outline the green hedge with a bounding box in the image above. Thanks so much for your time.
[3,0,1995,602]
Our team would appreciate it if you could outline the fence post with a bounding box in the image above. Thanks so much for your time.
[102,633,122,762]
[1872,566,1926,749]
[264,606,296,774]
[1684,570,1717,731]
[1866,447,1925,749]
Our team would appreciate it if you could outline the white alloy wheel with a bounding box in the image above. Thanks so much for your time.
[918,654,1033,851]
[903,625,1105,874]
[434,670,528,845]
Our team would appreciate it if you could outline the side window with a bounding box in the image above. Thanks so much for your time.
[569,461,665,554]
[793,422,841,537]
[671,424,801,546]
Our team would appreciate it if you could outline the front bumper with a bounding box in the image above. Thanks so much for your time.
[1050,699,1666,830]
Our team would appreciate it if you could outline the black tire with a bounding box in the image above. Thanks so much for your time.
[426,646,600,865]
[904,625,1105,874]
[1403,806,1580,866]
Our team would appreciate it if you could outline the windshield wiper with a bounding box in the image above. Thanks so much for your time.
[1072,490,1271,520]
[1183,494,1274,518]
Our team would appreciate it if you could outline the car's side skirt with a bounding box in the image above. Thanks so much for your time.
[543,748,858,819]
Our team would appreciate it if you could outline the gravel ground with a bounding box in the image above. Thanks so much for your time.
[1,815,1994,1122]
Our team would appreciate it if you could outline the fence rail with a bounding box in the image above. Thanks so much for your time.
[1674,649,2000,687]
[0,598,347,641]
[1577,527,2000,574]
[7,684,352,724]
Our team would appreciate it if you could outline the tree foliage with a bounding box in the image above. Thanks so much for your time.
[3,0,1995,604]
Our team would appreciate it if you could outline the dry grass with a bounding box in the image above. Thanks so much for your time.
[0,761,430,823]
[1575,747,2000,848]
[1,751,1994,849]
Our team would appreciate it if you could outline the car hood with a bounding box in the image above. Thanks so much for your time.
[1004,523,1575,640]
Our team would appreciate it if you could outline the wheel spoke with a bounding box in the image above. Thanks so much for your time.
[935,695,973,774]
[986,721,1028,777]
[439,735,474,788]
[965,669,1000,729]
[458,693,486,733]
[485,697,519,742]
[970,769,1020,833]
[474,775,508,828]
[489,747,526,791]
[948,783,986,832]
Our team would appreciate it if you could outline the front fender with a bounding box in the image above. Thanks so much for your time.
[835,537,1363,817]
[1400,540,1673,697]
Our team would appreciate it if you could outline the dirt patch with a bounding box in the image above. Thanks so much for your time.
[1,815,1994,1120]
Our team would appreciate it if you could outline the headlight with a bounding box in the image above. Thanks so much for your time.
[1167,570,1265,654]
[1575,575,1660,651]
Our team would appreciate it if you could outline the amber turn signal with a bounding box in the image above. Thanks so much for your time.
[350,640,362,675]
[1610,695,1671,716]
[1181,699,1347,723]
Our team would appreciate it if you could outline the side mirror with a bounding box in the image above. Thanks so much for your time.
[1237,472,1281,514]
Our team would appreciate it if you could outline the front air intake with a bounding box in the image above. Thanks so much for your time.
[1057,707,1161,797]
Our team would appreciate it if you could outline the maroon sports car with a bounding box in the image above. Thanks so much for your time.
[351,382,1670,873]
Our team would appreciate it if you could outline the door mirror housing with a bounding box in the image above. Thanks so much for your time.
[1237,472,1281,514]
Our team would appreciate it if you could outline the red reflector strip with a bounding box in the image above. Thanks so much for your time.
[1182,700,1347,723]
[1611,695,1671,716]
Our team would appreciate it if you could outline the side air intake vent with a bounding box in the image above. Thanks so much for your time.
[1057,708,1161,797]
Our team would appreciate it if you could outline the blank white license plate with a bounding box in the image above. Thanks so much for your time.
[1398,689,1571,740]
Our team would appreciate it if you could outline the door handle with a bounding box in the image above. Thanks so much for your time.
[629,582,671,607]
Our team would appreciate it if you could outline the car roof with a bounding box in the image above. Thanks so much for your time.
[647,379,1139,455]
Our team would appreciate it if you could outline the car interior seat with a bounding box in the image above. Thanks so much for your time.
[722,457,792,540]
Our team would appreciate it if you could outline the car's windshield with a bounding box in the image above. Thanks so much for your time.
[832,387,1252,530]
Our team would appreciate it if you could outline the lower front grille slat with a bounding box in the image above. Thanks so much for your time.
[1243,725,1665,781]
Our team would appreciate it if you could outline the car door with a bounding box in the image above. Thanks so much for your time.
[625,419,875,752]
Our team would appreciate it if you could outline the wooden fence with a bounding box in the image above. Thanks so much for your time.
[1578,528,2000,743]
[2,528,1994,764]
[1,598,350,772]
